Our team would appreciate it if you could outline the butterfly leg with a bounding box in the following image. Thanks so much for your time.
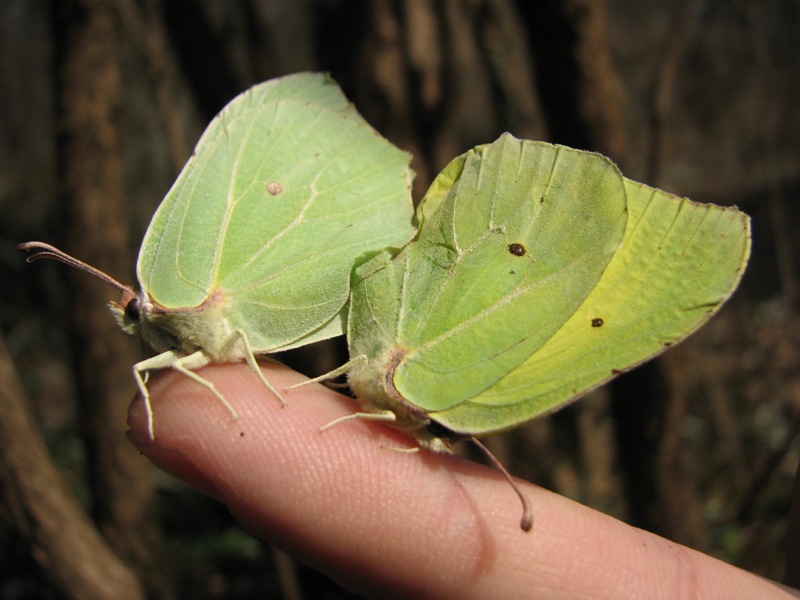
[171,351,240,425]
[320,409,397,431]
[284,355,368,393]
[321,412,434,453]
[381,444,420,454]
[228,329,287,406]
[132,349,181,440]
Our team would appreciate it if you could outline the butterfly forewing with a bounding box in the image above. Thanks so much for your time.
[137,73,415,352]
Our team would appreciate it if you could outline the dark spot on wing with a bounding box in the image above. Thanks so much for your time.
[508,243,526,256]
[591,317,604,328]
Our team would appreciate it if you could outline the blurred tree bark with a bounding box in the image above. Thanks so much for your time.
[57,1,172,597]
[0,333,144,600]
[517,0,627,162]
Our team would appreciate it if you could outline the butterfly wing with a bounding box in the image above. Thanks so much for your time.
[428,177,751,435]
[349,134,628,411]
[138,73,414,352]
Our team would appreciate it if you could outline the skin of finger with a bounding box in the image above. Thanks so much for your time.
[127,363,799,600]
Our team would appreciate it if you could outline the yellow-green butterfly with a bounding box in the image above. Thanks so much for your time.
[20,73,414,439]
[316,133,750,531]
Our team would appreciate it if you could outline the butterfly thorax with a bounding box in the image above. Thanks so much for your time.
[110,289,240,361]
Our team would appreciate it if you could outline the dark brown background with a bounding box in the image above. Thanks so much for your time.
[1,1,799,598]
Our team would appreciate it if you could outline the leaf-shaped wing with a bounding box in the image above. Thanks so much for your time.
[431,178,751,435]
[138,73,414,352]
[349,134,628,410]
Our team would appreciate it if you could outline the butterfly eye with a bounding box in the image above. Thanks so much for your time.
[125,297,141,321]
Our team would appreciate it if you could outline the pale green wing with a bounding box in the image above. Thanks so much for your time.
[138,73,414,352]
[429,178,751,435]
[349,134,628,409]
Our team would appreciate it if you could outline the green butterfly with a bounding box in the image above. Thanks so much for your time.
[315,133,751,531]
[20,73,415,439]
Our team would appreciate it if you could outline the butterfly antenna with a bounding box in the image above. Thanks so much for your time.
[18,241,133,295]
[469,436,533,532]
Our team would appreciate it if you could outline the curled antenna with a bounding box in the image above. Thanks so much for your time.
[18,241,134,296]
[469,436,533,532]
